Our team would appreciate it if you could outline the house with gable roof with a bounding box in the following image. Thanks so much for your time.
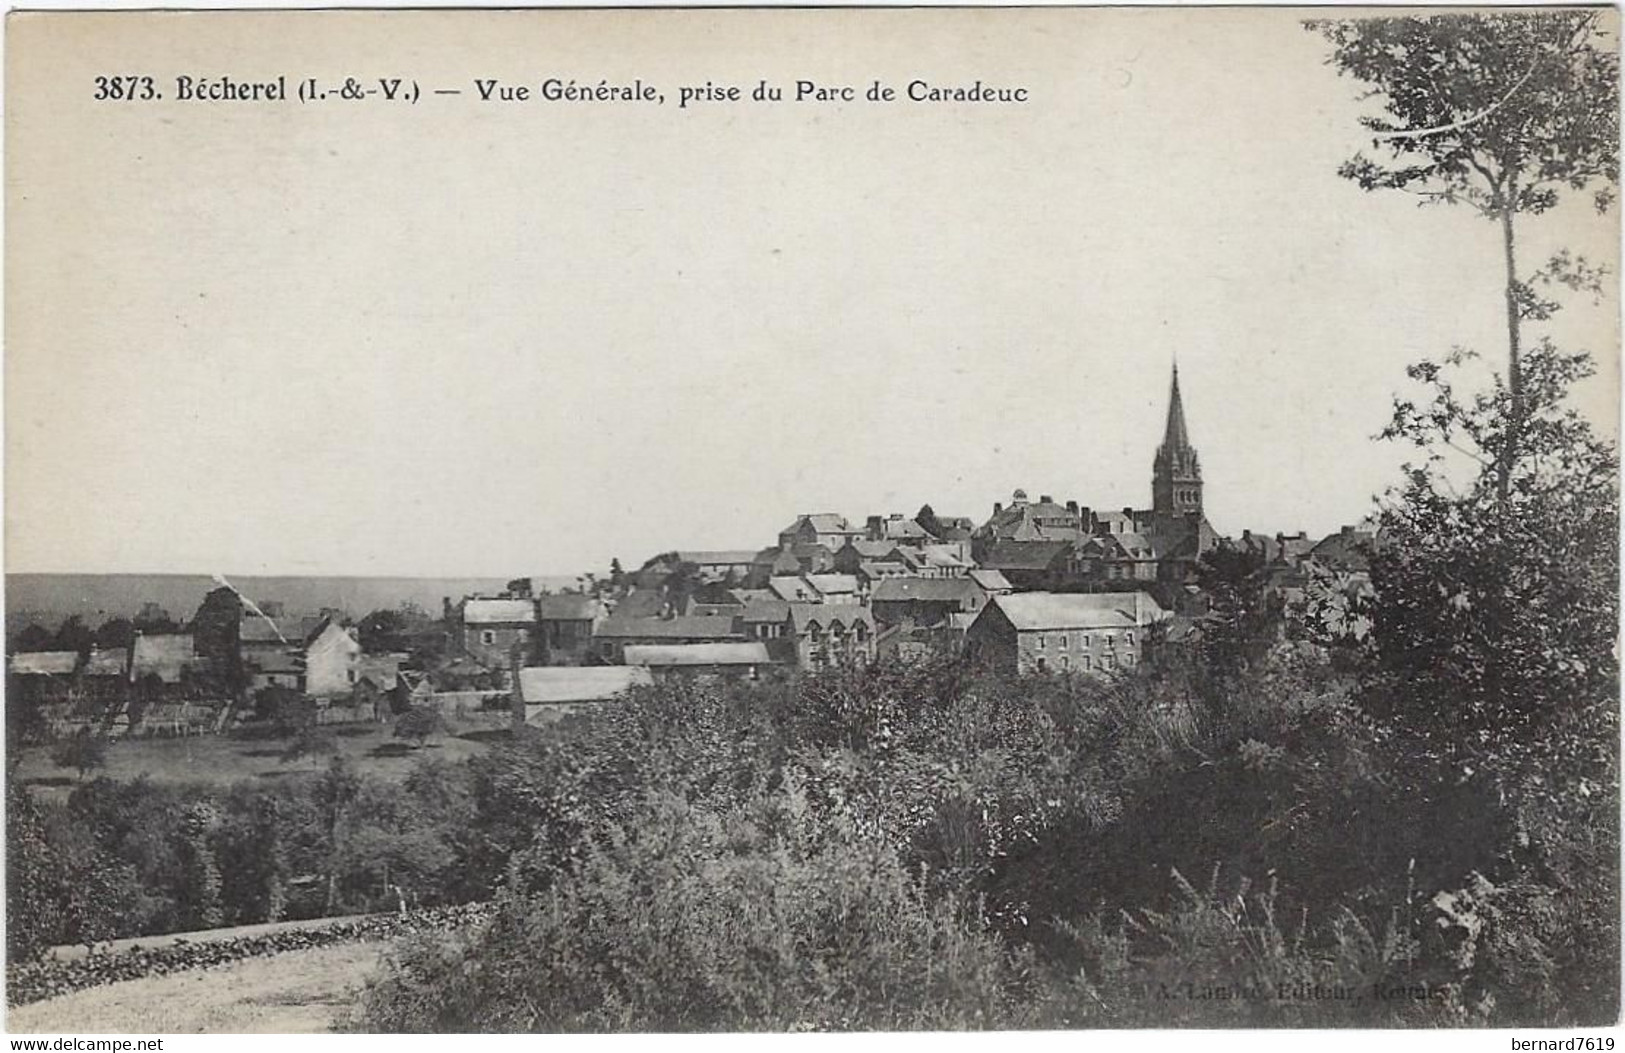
[966,591,1167,676]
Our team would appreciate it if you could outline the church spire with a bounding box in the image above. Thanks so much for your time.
[1152,362,1202,518]
[1162,363,1191,453]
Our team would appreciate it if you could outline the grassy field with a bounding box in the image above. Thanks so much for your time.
[6,940,387,1033]
[13,721,505,803]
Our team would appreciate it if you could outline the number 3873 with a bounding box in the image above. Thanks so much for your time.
[93,76,159,101]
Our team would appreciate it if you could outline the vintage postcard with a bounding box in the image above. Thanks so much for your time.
[3,5,1619,1038]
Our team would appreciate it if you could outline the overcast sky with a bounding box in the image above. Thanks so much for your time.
[7,7,1618,577]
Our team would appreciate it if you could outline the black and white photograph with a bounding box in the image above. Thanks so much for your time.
[2,4,1619,1036]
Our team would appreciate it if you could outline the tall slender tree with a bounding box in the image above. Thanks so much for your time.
[1311,12,1619,497]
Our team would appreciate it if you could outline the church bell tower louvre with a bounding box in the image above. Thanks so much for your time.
[1152,363,1203,518]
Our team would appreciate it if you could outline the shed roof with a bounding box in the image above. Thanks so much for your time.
[968,569,1014,592]
[594,614,742,640]
[10,651,79,676]
[518,665,652,705]
[871,577,983,604]
[624,642,772,667]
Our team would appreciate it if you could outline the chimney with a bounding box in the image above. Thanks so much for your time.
[1066,500,1078,514]
[994,502,1003,515]
[1040,494,1054,505]
[1342,525,1355,536]
[442,597,454,621]
[866,515,884,540]
[1122,507,1134,517]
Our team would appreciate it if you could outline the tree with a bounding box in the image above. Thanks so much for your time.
[51,615,94,658]
[1311,12,1619,497]
[1367,342,1618,781]
[356,608,409,653]
[13,623,53,652]
[280,724,339,768]
[52,731,108,781]
[93,617,135,651]
[174,802,223,930]
[916,503,943,538]
[7,784,63,962]
[395,707,446,750]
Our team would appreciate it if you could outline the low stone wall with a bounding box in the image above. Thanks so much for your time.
[7,903,493,1008]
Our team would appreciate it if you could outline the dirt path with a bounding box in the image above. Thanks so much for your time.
[7,941,387,1034]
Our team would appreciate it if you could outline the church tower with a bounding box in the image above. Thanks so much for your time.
[1152,364,1203,518]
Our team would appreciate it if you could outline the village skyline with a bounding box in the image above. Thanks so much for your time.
[7,9,1618,579]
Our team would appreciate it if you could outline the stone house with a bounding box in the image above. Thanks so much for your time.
[965,591,1167,676]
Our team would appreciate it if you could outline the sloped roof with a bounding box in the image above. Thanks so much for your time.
[876,517,930,540]
[518,665,652,705]
[536,594,602,621]
[968,569,1013,592]
[788,603,874,633]
[739,599,793,624]
[805,574,859,596]
[872,577,982,604]
[841,539,899,559]
[248,651,305,675]
[131,634,205,683]
[1310,528,1378,572]
[610,589,667,618]
[462,599,536,625]
[10,651,79,676]
[240,615,324,645]
[783,513,857,536]
[768,576,821,602]
[980,540,1074,571]
[83,648,130,677]
[992,592,1165,632]
[594,615,743,640]
[917,545,970,568]
[357,654,403,689]
[624,642,772,667]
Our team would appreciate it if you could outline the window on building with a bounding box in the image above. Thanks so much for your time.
[1082,655,1092,671]
[347,669,357,683]
[1060,655,1070,670]
[1036,635,1046,650]
[1059,634,1068,650]
[1126,631,1135,645]
[1036,657,1048,673]
[480,630,496,645]
[1104,633,1115,648]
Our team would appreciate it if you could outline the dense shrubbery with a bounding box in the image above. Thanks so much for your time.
[349,625,1614,1030]
[6,756,486,966]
